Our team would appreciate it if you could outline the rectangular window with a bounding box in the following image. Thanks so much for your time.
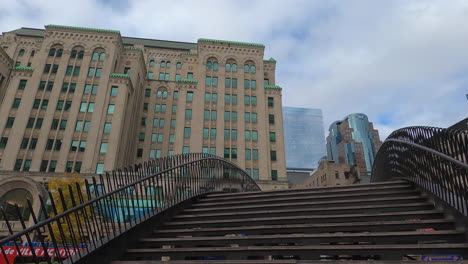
[40,160,48,172]
[244,79,250,89]
[46,81,54,91]
[231,148,237,159]
[252,130,258,141]
[185,109,192,120]
[6,117,14,128]
[183,146,190,154]
[224,148,230,159]
[253,149,259,160]
[231,129,237,140]
[28,138,37,150]
[251,96,257,106]
[169,134,175,143]
[40,99,48,110]
[203,128,209,139]
[245,130,251,141]
[171,119,176,128]
[272,170,278,181]
[232,95,237,105]
[148,72,154,80]
[269,132,276,142]
[88,67,95,77]
[96,163,104,174]
[151,133,157,143]
[59,120,67,130]
[269,114,275,124]
[253,169,259,180]
[268,97,274,107]
[12,98,21,108]
[205,92,211,102]
[73,66,80,76]
[14,159,23,171]
[205,76,211,86]
[210,128,217,139]
[212,77,218,86]
[184,127,191,138]
[104,123,112,134]
[18,80,27,90]
[251,80,256,89]
[52,64,59,73]
[66,66,73,75]
[225,78,231,88]
[224,129,230,140]
[110,86,118,96]
[245,112,250,123]
[210,147,216,155]
[153,118,159,128]
[165,73,170,81]
[264,79,269,85]
[173,91,179,99]
[79,141,86,152]
[172,105,177,113]
[187,92,193,102]
[161,104,166,113]
[232,111,237,121]
[245,149,251,160]
[54,139,62,151]
[20,138,29,149]
[139,133,145,142]
[48,160,57,172]
[84,121,91,132]
[107,104,115,114]
[124,67,131,74]
[44,64,51,73]
[271,151,277,161]
[335,171,340,179]
[252,113,257,123]
[75,120,83,131]
[211,110,217,120]
[145,89,151,97]
[187,72,193,79]
[35,118,43,129]
[158,72,164,80]
[95,68,102,77]
[204,110,210,120]
[175,74,181,81]
[225,94,230,104]
[158,134,163,143]
[27,118,35,129]
[202,147,209,154]
[143,103,148,111]
[224,111,230,121]
[56,100,64,111]
[244,95,250,105]
[46,139,54,151]
[39,81,46,90]
[80,102,87,112]
[51,119,59,130]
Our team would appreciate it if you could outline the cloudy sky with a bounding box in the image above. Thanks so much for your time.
[1,0,467,139]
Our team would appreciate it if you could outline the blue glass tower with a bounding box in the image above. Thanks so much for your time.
[283,107,326,170]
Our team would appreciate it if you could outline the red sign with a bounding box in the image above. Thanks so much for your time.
[0,246,82,264]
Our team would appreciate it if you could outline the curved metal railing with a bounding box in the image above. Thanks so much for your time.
[0,153,260,264]
[371,126,468,216]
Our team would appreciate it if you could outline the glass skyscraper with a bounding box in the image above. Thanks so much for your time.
[283,107,326,169]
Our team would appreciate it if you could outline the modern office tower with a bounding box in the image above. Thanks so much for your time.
[283,107,326,170]
[0,25,287,190]
[326,113,382,183]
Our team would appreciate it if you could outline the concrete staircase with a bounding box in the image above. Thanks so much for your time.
[113,180,468,263]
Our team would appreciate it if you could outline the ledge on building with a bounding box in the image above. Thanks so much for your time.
[45,24,120,34]
[11,66,35,71]
[198,38,264,48]
[109,73,130,79]
[264,84,282,90]
[180,51,198,56]
[176,78,198,83]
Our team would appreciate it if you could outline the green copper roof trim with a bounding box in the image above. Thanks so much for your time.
[264,57,276,62]
[45,24,120,34]
[264,85,282,90]
[109,73,130,79]
[198,38,264,47]
[124,46,143,52]
[181,51,198,56]
[176,79,199,83]
[12,66,35,71]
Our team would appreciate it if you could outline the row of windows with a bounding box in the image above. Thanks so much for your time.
[149,60,181,69]
[206,61,256,74]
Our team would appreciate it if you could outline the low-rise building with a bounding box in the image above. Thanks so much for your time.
[292,160,358,189]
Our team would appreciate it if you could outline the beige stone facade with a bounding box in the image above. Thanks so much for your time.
[0,25,287,190]
[292,160,358,189]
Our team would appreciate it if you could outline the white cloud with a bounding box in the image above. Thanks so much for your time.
[1,0,467,140]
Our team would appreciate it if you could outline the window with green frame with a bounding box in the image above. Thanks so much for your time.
[184,127,191,138]
[245,130,251,141]
[253,149,259,160]
[224,111,230,121]
[204,110,210,120]
[211,110,217,120]
[203,128,209,139]
[182,146,190,154]
[186,92,193,102]
[185,109,192,120]
[252,130,258,141]
[18,80,27,90]
[12,98,21,108]
[270,151,277,161]
[271,170,278,181]
[210,128,217,139]
[245,149,251,160]
[6,117,15,128]
[169,134,175,143]
[171,119,176,128]
[269,132,276,142]
[104,122,112,134]
[269,114,275,124]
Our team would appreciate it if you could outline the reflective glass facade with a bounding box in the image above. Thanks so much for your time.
[283,107,326,169]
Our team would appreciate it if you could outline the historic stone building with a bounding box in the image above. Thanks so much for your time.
[0,25,287,190]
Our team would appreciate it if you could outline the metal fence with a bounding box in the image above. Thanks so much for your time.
[0,153,260,264]
[371,126,468,216]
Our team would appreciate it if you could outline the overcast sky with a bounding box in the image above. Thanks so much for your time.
[1,0,467,139]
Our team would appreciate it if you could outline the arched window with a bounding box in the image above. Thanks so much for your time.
[30,50,35,57]
[48,48,56,57]
[56,49,63,57]
[244,64,249,73]
[0,188,33,221]
[206,57,218,71]
[99,53,106,61]
[206,61,212,70]
[250,65,256,73]
[71,50,77,58]
[157,90,162,98]
[176,62,182,69]
[163,91,168,99]
[226,63,231,72]
[156,88,167,99]
[244,61,255,73]
[78,51,84,59]
[232,63,237,72]
[92,52,99,60]
[160,61,166,68]
[166,61,171,68]
[149,60,155,67]
[213,62,219,71]
[18,49,25,56]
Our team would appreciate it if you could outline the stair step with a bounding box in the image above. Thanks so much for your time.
[201,184,413,203]
[124,243,468,260]
[139,230,465,247]
[182,195,426,213]
[175,203,435,221]
[163,210,445,229]
[154,219,455,237]
[114,261,468,264]
[206,180,409,199]
[195,189,420,208]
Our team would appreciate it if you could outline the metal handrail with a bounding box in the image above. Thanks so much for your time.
[0,153,260,264]
[371,126,468,216]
